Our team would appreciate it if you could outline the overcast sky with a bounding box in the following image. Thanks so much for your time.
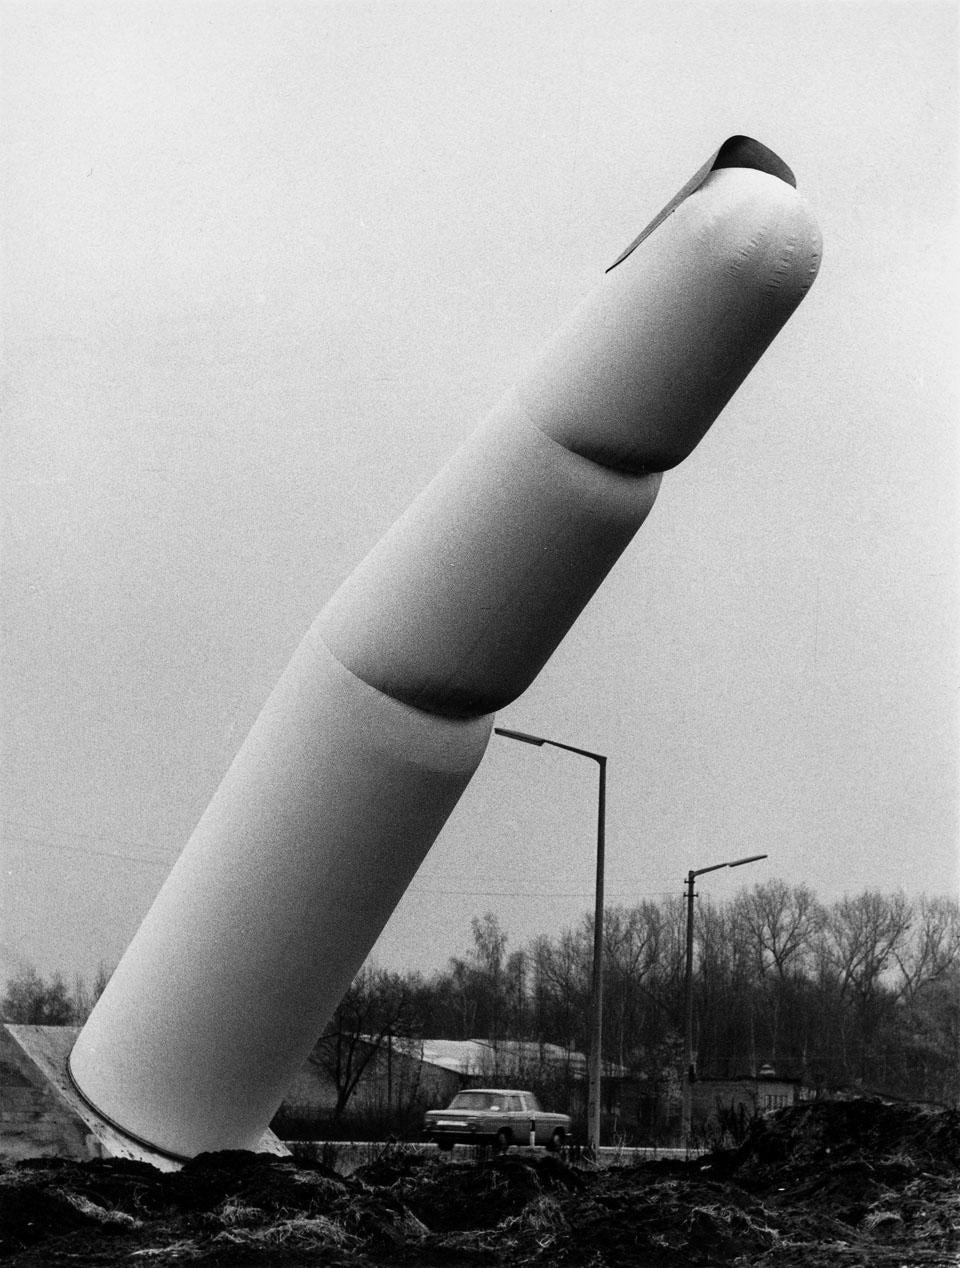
[2,1,957,989]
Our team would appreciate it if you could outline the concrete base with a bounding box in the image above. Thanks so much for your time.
[0,1025,289,1172]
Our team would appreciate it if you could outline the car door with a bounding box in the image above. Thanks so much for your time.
[513,1092,536,1144]
[509,1093,533,1143]
[498,1093,520,1141]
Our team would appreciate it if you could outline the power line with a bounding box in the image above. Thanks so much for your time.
[2,831,171,868]
[413,888,596,897]
[2,814,171,857]
[408,885,678,899]
[2,815,676,895]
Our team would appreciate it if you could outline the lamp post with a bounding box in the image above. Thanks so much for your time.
[681,852,768,1148]
[494,726,606,1156]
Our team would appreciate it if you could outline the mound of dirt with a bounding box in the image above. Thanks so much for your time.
[713,1098,960,1186]
[1,1099,957,1266]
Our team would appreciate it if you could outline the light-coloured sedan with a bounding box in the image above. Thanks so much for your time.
[423,1088,571,1151]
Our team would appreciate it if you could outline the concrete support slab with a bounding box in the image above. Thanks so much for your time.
[0,1025,289,1170]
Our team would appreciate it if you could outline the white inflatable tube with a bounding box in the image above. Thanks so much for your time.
[69,631,492,1156]
[317,394,662,716]
[318,164,821,716]
[69,138,821,1158]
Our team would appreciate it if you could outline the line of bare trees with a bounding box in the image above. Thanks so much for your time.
[1,963,110,1027]
[312,885,959,1108]
[5,883,958,1107]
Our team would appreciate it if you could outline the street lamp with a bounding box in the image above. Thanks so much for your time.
[681,852,768,1147]
[494,726,607,1156]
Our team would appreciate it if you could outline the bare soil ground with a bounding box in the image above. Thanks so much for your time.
[1,1099,957,1266]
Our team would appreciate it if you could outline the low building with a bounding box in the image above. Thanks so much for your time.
[276,1035,608,1136]
[690,1065,812,1140]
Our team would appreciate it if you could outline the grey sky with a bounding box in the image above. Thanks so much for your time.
[2,1,957,986]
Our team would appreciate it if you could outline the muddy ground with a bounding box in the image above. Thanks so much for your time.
[1,1099,957,1266]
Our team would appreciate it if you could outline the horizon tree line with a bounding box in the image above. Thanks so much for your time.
[5,881,958,1108]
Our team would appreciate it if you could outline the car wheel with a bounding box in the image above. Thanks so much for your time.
[548,1128,566,1152]
[495,1128,512,1152]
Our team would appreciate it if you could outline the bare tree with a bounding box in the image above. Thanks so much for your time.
[531,924,591,1055]
[736,881,824,983]
[734,882,825,1065]
[313,966,417,1119]
[70,962,112,1023]
[824,892,912,1002]
[506,947,528,1044]
[602,902,666,1069]
[819,891,913,1082]
[2,964,76,1024]
[892,896,960,1005]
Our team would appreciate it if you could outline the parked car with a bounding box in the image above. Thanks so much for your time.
[423,1088,571,1151]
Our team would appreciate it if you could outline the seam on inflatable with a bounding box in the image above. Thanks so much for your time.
[303,616,495,743]
[511,386,667,481]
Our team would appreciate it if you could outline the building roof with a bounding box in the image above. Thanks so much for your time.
[375,1037,627,1079]
[416,1038,590,1076]
[359,1036,586,1075]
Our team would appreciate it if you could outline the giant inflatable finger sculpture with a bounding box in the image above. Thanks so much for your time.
[69,137,821,1158]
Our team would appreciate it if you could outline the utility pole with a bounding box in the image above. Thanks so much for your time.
[681,853,767,1147]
